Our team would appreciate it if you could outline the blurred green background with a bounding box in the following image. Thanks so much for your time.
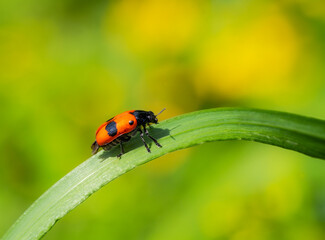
[1,0,325,239]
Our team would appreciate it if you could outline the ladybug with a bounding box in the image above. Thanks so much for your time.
[91,109,165,157]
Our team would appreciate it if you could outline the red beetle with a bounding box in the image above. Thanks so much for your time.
[91,109,165,157]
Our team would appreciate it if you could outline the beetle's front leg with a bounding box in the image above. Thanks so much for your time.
[138,128,151,153]
[143,125,162,148]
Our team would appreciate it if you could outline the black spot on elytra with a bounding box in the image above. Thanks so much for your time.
[129,120,134,125]
[105,121,117,137]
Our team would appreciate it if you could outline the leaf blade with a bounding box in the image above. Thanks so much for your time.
[2,108,325,240]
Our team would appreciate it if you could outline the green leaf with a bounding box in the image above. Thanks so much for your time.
[2,108,325,240]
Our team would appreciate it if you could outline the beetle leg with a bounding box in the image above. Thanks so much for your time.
[121,135,131,142]
[143,125,162,148]
[102,144,112,150]
[117,141,124,158]
[138,128,151,153]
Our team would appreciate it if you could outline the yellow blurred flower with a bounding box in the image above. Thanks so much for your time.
[105,0,200,54]
[195,6,300,99]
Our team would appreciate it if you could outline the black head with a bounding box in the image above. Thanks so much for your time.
[132,109,165,126]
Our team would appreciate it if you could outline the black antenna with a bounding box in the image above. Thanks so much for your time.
[155,108,166,117]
